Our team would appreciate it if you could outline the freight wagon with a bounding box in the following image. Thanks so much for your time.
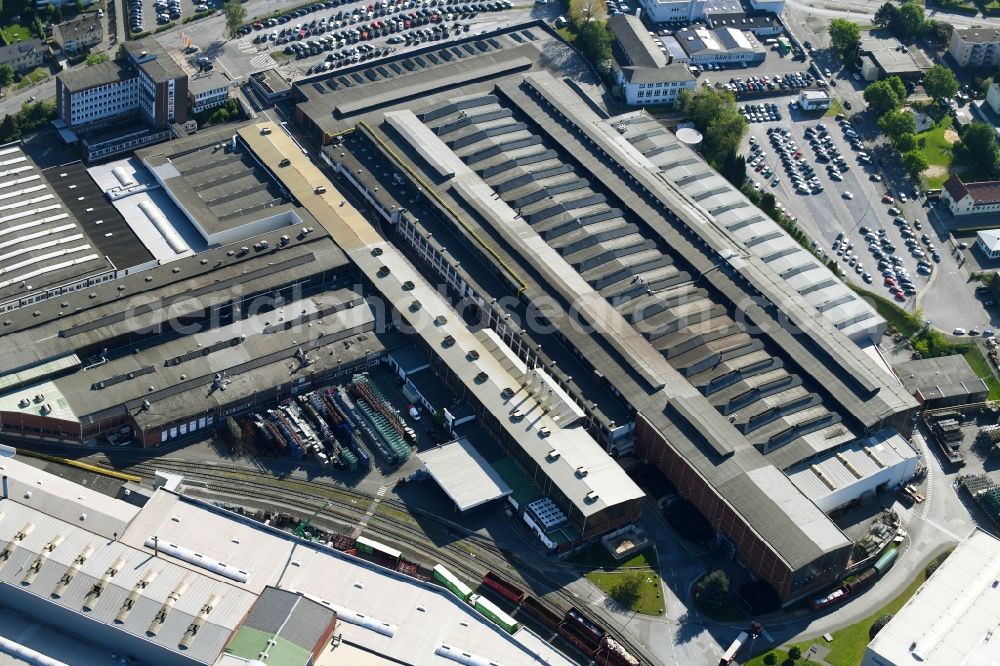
[469,593,520,634]
[520,595,563,631]
[433,564,473,601]
[482,571,525,604]
[596,636,641,666]
[843,568,876,594]
[565,607,605,643]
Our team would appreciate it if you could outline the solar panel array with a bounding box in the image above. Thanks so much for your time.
[91,364,156,391]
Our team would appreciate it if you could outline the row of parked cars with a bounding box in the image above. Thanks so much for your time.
[740,103,782,123]
[242,0,506,34]
[768,126,823,196]
[720,72,814,96]
[305,43,392,71]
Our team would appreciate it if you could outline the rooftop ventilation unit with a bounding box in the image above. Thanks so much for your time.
[442,335,456,348]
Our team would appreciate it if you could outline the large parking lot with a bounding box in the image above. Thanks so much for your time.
[236,0,514,76]
[739,100,936,305]
[129,0,217,35]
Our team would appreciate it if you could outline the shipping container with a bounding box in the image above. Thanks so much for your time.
[434,564,473,601]
[469,593,520,634]
[482,571,525,604]
[355,536,401,565]
[719,631,748,665]
[873,546,898,577]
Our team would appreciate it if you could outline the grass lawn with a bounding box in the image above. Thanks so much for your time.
[570,544,664,615]
[585,571,665,615]
[824,98,844,117]
[915,115,956,189]
[270,50,292,61]
[567,543,658,570]
[742,566,931,666]
[847,285,922,336]
[14,67,50,91]
[1,25,33,44]
[962,344,1000,400]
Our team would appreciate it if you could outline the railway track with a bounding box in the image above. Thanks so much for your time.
[95,457,657,665]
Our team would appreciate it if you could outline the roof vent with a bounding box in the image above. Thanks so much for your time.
[511,409,524,421]
[576,466,588,478]
[434,315,447,325]
[377,265,391,277]
[372,247,383,256]
[409,300,422,312]
[475,371,489,384]
[539,426,551,437]
[467,349,480,361]
[401,280,415,290]
[547,449,560,460]
[585,491,599,503]
[442,335,456,348]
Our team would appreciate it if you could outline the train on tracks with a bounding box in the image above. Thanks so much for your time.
[809,545,898,612]
[432,564,641,665]
[297,526,644,664]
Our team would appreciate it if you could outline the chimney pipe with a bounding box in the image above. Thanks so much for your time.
[2,475,7,499]
[153,535,158,558]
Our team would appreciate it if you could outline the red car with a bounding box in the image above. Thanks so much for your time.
[882,195,894,204]
[884,277,896,286]
[894,292,907,301]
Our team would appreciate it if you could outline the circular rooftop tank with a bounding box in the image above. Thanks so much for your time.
[676,127,703,149]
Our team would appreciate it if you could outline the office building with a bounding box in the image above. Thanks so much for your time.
[188,71,232,114]
[55,37,187,161]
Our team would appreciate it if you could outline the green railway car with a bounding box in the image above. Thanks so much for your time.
[433,564,473,601]
[469,593,520,634]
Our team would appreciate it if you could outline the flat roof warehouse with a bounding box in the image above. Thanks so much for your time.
[0,456,578,666]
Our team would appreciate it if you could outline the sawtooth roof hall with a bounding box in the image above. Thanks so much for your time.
[288,20,917,602]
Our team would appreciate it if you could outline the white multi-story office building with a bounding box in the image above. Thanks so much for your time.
[188,71,231,114]
[637,0,707,23]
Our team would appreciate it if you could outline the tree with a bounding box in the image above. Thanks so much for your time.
[576,20,612,66]
[870,614,894,639]
[223,0,247,39]
[829,19,860,61]
[894,2,926,40]
[788,646,802,660]
[923,64,958,101]
[85,52,109,66]
[878,109,915,141]
[928,20,953,45]
[886,75,907,101]
[0,64,13,87]
[957,122,1000,178]
[874,2,899,29]
[763,654,777,666]
[610,571,645,609]
[902,150,928,179]
[864,79,903,115]
[720,152,746,187]
[680,87,747,165]
[569,0,606,28]
[0,114,19,143]
[75,0,84,13]
[895,133,916,152]
[693,570,731,613]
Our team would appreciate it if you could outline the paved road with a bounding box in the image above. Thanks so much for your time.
[784,0,991,30]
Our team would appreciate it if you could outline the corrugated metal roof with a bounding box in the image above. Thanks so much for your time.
[417,437,512,512]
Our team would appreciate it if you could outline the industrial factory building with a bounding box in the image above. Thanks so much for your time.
[0,455,578,666]
[287,20,917,601]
